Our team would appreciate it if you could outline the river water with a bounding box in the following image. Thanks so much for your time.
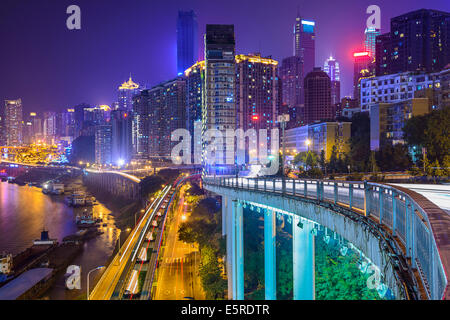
[0,181,120,299]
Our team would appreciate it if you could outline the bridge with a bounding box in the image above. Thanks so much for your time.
[203,176,450,300]
[83,168,141,200]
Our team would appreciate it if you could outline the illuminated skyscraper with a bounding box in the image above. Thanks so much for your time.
[235,54,279,163]
[111,109,132,165]
[375,9,450,76]
[204,24,236,169]
[364,27,380,59]
[235,54,279,131]
[185,60,205,163]
[324,56,341,106]
[293,14,316,75]
[353,51,373,104]
[118,76,140,112]
[95,124,112,164]
[177,10,199,76]
[4,99,23,146]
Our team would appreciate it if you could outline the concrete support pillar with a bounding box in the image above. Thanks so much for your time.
[232,200,244,300]
[225,198,234,300]
[264,210,276,300]
[293,215,315,300]
[222,196,228,237]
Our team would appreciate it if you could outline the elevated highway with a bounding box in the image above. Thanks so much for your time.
[203,176,450,300]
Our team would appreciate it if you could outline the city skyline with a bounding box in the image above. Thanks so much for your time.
[1,0,448,112]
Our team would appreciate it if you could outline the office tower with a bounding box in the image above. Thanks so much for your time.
[204,24,236,168]
[353,51,373,104]
[148,78,186,159]
[95,124,112,164]
[118,76,140,112]
[4,99,23,146]
[324,56,341,106]
[375,9,450,76]
[280,56,304,128]
[111,109,132,165]
[293,14,316,75]
[132,90,151,159]
[185,60,205,163]
[177,10,199,76]
[364,27,380,59]
[304,67,332,124]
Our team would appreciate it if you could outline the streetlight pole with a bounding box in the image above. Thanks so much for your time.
[278,114,290,193]
[87,266,104,300]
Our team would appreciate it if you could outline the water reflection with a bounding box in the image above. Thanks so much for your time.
[0,182,119,300]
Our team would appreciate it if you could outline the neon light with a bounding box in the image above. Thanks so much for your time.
[302,20,315,26]
[353,52,370,57]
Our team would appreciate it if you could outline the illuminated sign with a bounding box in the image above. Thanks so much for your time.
[301,20,315,26]
[353,52,370,57]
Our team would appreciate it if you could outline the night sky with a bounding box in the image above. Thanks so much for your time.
[1,0,449,113]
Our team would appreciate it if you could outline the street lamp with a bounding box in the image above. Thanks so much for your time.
[278,114,290,193]
[87,266,104,300]
[305,139,311,152]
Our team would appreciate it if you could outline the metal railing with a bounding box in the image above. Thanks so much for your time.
[203,175,448,300]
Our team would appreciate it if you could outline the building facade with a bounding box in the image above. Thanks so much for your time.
[369,98,429,151]
[375,9,450,76]
[118,76,140,112]
[284,122,351,160]
[304,68,333,124]
[4,99,23,146]
[279,55,304,128]
[203,24,236,168]
[177,10,199,76]
[95,124,112,164]
[324,56,341,106]
[294,15,316,76]
[360,70,443,111]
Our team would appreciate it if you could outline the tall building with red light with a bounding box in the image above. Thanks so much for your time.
[235,54,279,132]
[353,51,373,105]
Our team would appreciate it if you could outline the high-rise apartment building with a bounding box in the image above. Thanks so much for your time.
[132,90,151,159]
[4,99,23,146]
[235,54,279,163]
[185,60,205,163]
[203,24,236,168]
[147,78,186,159]
[95,124,112,164]
[177,10,199,76]
[375,9,450,76]
[304,68,333,124]
[324,56,341,105]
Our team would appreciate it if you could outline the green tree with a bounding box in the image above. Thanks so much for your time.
[328,145,339,173]
[369,151,379,173]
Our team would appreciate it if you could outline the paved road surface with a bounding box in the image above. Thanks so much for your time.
[154,185,204,300]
